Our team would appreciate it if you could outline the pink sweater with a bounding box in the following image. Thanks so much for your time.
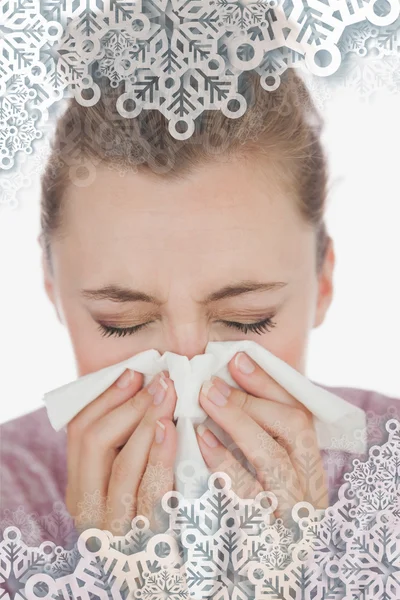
[1,382,399,549]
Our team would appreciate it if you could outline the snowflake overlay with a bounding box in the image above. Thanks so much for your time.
[1,417,400,598]
[1,0,400,205]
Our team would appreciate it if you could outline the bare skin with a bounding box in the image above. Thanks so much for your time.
[41,154,335,533]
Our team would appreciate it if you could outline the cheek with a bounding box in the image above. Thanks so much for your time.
[72,331,147,377]
[263,333,307,373]
[256,301,314,373]
[65,320,106,377]
[72,338,142,377]
[57,300,136,376]
[275,342,307,373]
[274,283,317,372]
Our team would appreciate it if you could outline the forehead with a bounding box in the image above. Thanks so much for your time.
[57,157,313,284]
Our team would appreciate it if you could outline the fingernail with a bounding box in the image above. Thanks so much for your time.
[148,372,165,394]
[200,380,227,406]
[235,352,255,374]
[155,420,165,444]
[154,376,168,405]
[211,376,231,398]
[147,373,159,394]
[116,368,135,389]
[148,374,168,405]
[197,423,219,448]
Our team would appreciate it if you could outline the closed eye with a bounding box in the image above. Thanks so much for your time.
[97,315,277,338]
[221,316,277,335]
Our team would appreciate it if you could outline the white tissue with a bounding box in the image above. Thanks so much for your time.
[43,340,366,497]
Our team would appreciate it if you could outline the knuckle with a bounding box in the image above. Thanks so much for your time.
[67,417,84,441]
[128,390,147,414]
[80,427,96,454]
[111,456,131,485]
[141,408,156,430]
[291,407,312,431]
[238,391,253,413]
[81,422,107,453]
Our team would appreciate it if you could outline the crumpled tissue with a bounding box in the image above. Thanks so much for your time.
[43,340,366,498]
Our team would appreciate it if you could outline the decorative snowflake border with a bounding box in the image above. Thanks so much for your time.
[2,417,400,599]
[0,0,400,179]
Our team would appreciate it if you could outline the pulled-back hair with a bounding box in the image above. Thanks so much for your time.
[40,68,330,273]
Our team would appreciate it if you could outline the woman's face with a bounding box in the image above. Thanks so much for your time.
[42,156,335,377]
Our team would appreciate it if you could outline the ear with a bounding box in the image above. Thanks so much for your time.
[38,234,62,324]
[313,236,335,329]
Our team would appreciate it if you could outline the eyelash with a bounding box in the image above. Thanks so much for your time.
[97,315,277,338]
[223,316,277,335]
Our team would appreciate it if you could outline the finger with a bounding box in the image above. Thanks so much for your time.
[137,418,177,532]
[210,375,310,454]
[70,368,144,432]
[210,375,327,506]
[67,368,143,496]
[229,352,303,409]
[199,380,302,513]
[195,424,263,499]
[106,376,176,533]
[289,428,329,509]
[72,371,172,520]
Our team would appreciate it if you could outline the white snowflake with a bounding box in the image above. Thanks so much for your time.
[2,0,399,207]
[3,417,400,600]
[329,433,359,454]
[75,489,112,528]
[0,506,42,546]
[216,0,270,33]
[257,419,293,452]
[105,140,146,177]
[138,567,189,599]
[140,462,174,498]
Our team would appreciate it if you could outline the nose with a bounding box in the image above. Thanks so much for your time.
[158,319,211,360]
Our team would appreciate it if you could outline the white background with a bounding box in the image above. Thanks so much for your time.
[0,78,399,425]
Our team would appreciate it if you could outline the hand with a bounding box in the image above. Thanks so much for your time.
[65,369,178,535]
[196,352,329,521]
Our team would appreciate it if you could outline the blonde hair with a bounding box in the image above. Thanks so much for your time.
[40,68,330,272]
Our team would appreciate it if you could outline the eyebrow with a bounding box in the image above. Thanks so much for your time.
[80,281,287,304]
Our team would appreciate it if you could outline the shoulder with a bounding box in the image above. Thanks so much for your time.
[312,381,400,450]
[313,381,400,416]
[0,407,67,518]
[310,383,400,503]
[0,406,67,462]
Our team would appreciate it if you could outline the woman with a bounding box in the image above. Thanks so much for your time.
[1,69,398,543]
